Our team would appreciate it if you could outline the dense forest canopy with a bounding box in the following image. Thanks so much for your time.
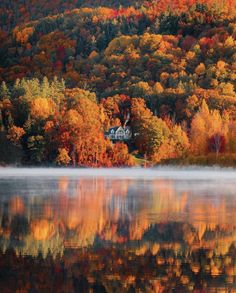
[0,0,235,166]
[0,0,235,31]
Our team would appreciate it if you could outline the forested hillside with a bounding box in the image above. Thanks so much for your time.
[0,0,235,166]
[0,0,143,32]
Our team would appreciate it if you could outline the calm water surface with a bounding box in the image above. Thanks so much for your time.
[0,167,236,292]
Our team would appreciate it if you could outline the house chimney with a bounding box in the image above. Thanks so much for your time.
[123,112,130,127]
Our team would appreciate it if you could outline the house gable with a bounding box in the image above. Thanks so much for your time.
[115,126,125,134]
[105,126,132,141]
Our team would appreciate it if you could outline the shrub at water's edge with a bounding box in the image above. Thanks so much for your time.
[161,154,236,168]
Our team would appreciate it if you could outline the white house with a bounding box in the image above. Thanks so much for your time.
[105,126,132,141]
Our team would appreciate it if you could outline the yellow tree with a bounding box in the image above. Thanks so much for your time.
[190,100,230,156]
[207,110,229,156]
[131,98,170,161]
[7,126,25,145]
[60,109,83,166]
[157,125,189,161]
[190,100,209,155]
[153,82,164,95]
[56,148,71,166]
[30,98,56,120]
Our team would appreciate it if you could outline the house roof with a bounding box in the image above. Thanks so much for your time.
[108,126,120,133]
[107,126,131,134]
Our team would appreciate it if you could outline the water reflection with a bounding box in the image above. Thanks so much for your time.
[0,169,236,292]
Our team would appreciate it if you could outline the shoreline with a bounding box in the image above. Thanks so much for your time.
[1,160,236,169]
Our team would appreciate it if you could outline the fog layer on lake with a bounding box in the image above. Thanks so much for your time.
[0,166,236,179]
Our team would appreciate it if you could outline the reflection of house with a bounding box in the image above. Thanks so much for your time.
[105,126,132,141]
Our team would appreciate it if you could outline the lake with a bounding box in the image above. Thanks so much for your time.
[0,167,236,292]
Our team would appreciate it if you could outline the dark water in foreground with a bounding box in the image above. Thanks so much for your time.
[0,167,236,293]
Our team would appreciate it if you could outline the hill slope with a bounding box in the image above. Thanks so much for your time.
[0,0,235,166]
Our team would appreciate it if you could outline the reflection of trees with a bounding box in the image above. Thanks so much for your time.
[0,177,236,261]
[60,178,113,247]
[14,233,64,259]
[1,241,236,292]
[0,176,236,291]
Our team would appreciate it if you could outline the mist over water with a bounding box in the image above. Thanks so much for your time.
[1,167,235,197]
[1,166,236,178]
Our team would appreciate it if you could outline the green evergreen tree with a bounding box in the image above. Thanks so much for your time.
[21,78,40,100]
[12,78,24,99]
[27,135,46,164]
[0,81,10,100]
[2,110,14,130]
[41,76,50,98]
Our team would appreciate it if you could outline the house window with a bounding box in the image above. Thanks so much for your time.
[117,133,124,140]
[110,129,115,139]
[116,130,124,140]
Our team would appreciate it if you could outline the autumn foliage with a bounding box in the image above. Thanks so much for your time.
[0,0,235,166]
